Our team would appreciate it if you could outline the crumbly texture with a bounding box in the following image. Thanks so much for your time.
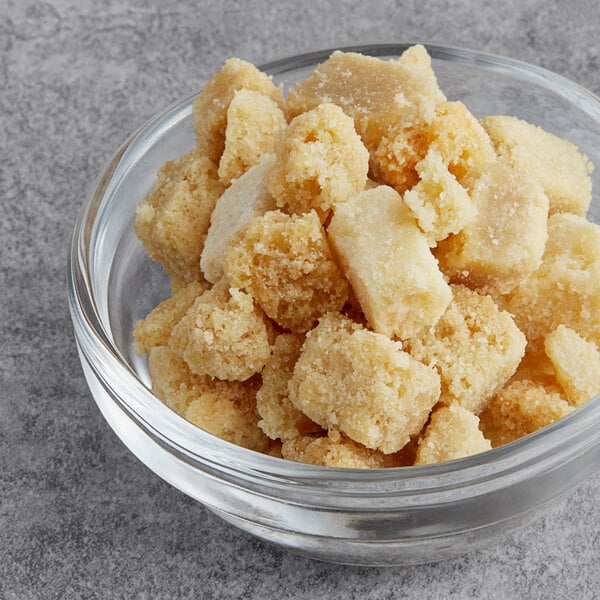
[217,89,287,186]
[503,213,600,349]
[406,285,526,414]
[544,325,600,407]
[328,185,452,340]
[134,280,209,354]
[479,379,574,448]
[288,312,441,454]
[268,103,369,217]
[169,280,273,381]
[201,154,277,284]
[403,148,476,247]
[437,162,549,294]
[482,115,594,216]
[256,333,322,441]
[192,57,285,164]
[222,209,348,332]
[414,404,492,465]
[134,148,224,283]
[287,46,445,153]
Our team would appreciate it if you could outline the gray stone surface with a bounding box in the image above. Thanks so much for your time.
[1,0,599,597]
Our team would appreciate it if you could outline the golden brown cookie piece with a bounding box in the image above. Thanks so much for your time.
[406,285,526,414]
[169,280,273,381]
[134,148,224,283]
[328,185,452,340]
[192,58,285,164]
[289,312,441,454]
[267,103,369,218]
[223,209,348,332]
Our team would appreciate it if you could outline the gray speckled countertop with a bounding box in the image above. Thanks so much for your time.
[2,1,599,598]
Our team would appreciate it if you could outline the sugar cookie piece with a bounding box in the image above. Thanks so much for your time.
[289,313,441,454]
[192,58,285,164]
[414,404,492,465]
[481,115,594,216]
[201,154,277,284]
[281,430,398,468]
[256,333,321,441]
[134,149,224,283]
[268,103,369,217]
[328,185,452,340]
[403,148,476,247]
[437,162,549,294]
[504,213,600,349]
[545,325,600,407]
[134,280,209,354]
[287,46,445,152]
[406,285,526,414]
[479,379,573,447]
[218,89,287,186]
[169,281,272,381]
[223,209,348,332]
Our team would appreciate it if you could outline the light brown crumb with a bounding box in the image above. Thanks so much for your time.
[134,148,224,283]
[406,285,526,414]
[479,379,574,447]
[169,280,273,381]
[288,312,441,454]
[328,185,452,340]
[222,209,348,332]
[414,404,492,465]
[267,103,369,217]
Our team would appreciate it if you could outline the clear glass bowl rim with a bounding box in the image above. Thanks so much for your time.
[68,42,600,505]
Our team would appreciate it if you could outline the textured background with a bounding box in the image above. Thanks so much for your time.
[2,0,599,598]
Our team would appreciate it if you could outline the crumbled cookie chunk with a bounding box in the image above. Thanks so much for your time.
[201,154,277,284]
[328,185,452,340]
[545,325,600,407]
[192,58,285,164]
[267,103,369,217]
[169,280,273,381]
[406,285,526,414]
[134,148,224,283]
[289,313,441,454]
[437,162,549,294]
[223,209,348,332]
[414,404,492,465]
[218,89,287,186]
[479,379,574,447]
[482,115,594,216]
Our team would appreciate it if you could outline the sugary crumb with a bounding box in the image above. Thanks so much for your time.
[168,280,273,381]
[414,404,492,465]
[288,312,441,454]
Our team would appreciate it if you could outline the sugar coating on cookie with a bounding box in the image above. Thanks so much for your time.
[414,404,492,465]
[328,185,452,340]
[481,114,593,216]
[201,154,277,284]
[223,209,348,332]
[267,103,369,217]
[544,325,600,407]
[256,333,322,441]
[134,148,224,283]
[192,58,285,164]
[169,281,273,381]
[403,148,476,247]
[134,280,209,354]
[288,313,441,454]
[218,89,287,186]
[503,213,600,349]
[437,162,549,294]
[479,379,573,447]
[406,285,526,414]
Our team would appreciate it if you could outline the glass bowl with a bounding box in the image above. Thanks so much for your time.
[68,43,600,566]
